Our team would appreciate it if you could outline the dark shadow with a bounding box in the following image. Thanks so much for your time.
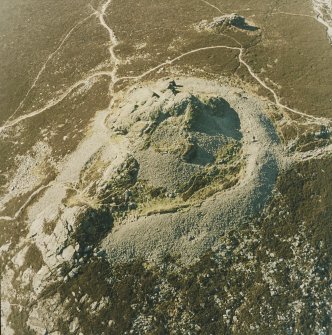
[168,80,183,95]
[190,97,242,141]
[191,144,215,165]
[74,207,113,252]
[231,16,259,31]
[183,97,242,166]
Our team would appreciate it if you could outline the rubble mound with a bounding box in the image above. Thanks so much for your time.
[101,77,282,262]
[197,13,259,32]
[125,92,242,194]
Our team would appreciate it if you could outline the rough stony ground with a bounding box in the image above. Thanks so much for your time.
[1,0,331,334]
[101,77,284,263]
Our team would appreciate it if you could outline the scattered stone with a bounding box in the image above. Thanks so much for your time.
[84,245,93,253]
[69,317,79,333]
[62,245,75,261]
[90,301,99,311]
[68,267,79,278]
[79,294,88,304]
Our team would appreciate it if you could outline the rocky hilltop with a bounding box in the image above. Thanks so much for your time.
[1,0,331,334]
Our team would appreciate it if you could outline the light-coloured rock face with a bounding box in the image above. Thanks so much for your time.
[312,0,332,43]
[61,245,75,262]
[196,14,259,32]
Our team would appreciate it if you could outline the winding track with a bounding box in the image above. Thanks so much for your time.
[201,0,223,14]
[1,44,328,133]
[1,0,331,222]
[1,0,126,261]
[0,184,54,222]
[120,45,330,124]
[98,0,121,82]
[1,0,330,133]
[5,12,96,126]
[0,71,114,132]
[1,2,331,333]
